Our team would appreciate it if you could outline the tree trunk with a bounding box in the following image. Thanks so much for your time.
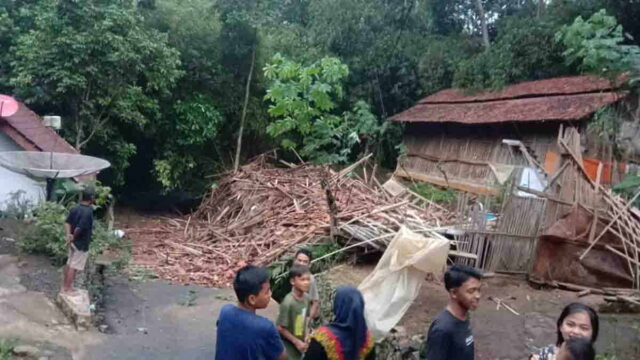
[234,47,256,173]
[537,0,545,18]
[475,0,490,49]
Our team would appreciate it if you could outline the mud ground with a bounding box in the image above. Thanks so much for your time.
[325,264,640,360]
[1,217,279,359]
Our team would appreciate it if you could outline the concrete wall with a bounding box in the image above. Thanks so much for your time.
[0,131,45,212]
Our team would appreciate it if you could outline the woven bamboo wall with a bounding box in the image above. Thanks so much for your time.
[397,122,560,194]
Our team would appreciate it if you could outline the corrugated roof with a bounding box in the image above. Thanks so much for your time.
[391,75,626,124]
[0,100,77,154]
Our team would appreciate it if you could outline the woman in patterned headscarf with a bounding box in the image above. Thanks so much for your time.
[303,286,374,360]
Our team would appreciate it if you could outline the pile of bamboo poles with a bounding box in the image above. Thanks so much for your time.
[133,155,453,287]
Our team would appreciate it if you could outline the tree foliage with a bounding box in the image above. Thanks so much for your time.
[555,9,640,76]
[9,0,182,185]
[264,54,387,163]
[153,95,222,190]
[0,0,638,198]
[453,17,569,90]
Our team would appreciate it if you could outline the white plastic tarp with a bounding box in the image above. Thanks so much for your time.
[517,166,547,197]
[358,226,449,338]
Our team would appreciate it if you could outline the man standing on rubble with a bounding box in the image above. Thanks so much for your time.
[420,264,482,360]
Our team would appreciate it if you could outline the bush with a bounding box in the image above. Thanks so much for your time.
[409,182,457,206]
[613,174,640,207]
[19,201,127,265]
[0,190,35,220]
[0,339,15,360]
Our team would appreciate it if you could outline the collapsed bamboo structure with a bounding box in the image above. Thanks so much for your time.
[132,155,453,287]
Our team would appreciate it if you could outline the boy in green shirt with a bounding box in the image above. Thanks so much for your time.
[277,264,311,360]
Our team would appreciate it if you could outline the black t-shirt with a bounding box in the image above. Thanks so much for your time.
[65,204,94,251]
[421,309,474,360]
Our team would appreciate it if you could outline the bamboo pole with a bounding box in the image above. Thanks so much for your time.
[587,163,603,244]
[578,190,640,260]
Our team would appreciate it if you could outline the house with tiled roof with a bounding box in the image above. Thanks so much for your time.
[0,94,78,209]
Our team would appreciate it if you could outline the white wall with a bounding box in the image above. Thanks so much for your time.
[0,131,45,212]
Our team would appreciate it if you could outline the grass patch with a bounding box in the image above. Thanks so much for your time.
[409,182,456,206]
[126,265,157,283]
[0,339,15,360]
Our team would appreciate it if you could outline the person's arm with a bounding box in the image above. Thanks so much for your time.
[72,227,83,241]
[64,210,75,247]
[278,325,307,353]
[309,278,320,319]
[309,300,319,320]
[421,327,450,360]
[302,338,327,360]
[75,210,92,239]
[64,222,73,247]
[263,322,287,360]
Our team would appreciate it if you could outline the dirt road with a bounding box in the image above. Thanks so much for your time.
[84,275,279,360]
[326,264,640,360]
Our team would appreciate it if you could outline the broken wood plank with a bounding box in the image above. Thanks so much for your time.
[488,296,520,316]
[164,241,203,256]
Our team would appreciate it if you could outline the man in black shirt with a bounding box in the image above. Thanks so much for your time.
[62,188,95,293]
[421,264,483,360]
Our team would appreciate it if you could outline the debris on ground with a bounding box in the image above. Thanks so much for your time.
[131,154,454,287]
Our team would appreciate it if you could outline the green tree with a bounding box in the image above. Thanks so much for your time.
[453,16,569,90]
[264,54,386,163]
[10,0,182,185]
[555,9,640,77]
[153,95,223,190]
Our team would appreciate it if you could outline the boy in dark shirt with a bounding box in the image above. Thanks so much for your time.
[216,265,286,360]
[62,188,95,293]
[421,264,483,360]
[277,264,311,360]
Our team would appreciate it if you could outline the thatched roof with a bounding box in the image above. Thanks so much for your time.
[391,75,626,125]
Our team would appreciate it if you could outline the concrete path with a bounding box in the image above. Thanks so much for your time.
[0,254,99,359]
[84,275,279,360]
[0,239,278,360]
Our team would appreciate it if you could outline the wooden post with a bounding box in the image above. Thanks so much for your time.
[587,163,603,244]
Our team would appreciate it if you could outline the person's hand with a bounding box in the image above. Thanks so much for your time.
[65,234,73,248]
[294,339,308,353]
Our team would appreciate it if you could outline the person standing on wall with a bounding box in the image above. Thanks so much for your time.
[62,187,95,293]
[420,264,483,360]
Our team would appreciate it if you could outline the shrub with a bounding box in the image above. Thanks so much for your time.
[0,190,35,220]
[19,201,127,265]
[0,339,15,360]
[409,182,457,206]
